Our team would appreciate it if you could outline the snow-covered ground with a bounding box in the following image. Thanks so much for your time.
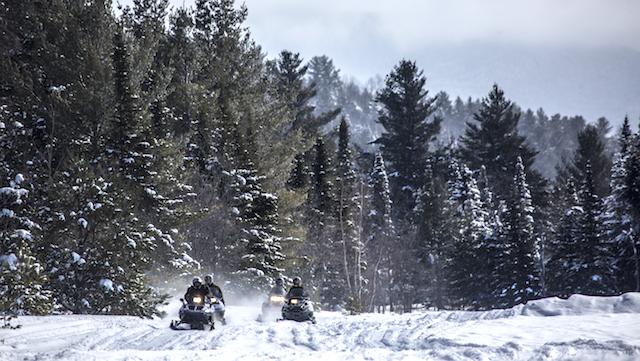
[2,293,640,361]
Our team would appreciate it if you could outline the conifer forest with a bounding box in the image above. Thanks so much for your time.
[2,0,640,319]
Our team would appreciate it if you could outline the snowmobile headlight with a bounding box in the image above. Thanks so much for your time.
[290,299,299,305]
[270,296,285,303]
[193,296,202,304]
[211,297,218,303]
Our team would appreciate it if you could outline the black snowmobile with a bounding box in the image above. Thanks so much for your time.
[280,297,316,324]
[170,294,215,330]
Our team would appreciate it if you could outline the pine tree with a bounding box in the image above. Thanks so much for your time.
[0,118,52,314]
[231,154,285,292]
[558,124,612,198]
[374,60,441,221]
[335,118,362,308]
[366,153,395,312]
[304,137,341,305]
[460,84,542,203]
[546,180,581,297]
[414,158,449,309]
[445,161,491,309]
[286,153,308,190]
[604,117,640,292]
[308,55,343,116]
[496,157,540,307]
[574,162,616,295]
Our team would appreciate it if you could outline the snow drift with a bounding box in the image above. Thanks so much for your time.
[1,293,639,361]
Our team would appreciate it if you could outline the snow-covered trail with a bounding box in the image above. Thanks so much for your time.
[2,294,640,361]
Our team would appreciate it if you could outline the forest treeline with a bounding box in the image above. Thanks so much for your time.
[1,0,639,317]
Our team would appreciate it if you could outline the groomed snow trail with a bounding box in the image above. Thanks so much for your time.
[2,293,640,361]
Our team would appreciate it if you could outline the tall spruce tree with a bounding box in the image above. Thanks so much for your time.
[304,137,342,305]
[604,117,640,292]
[335,118,361,303]
[574,162,616,295]
[546,180,581,297]
[366,153,395,312]
[374,60,441,221]
[497,157,539,307]
[460,84,542,203]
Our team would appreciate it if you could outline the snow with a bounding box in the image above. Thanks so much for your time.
[70,252,86,265]
[0,253,18,270]
[0,294,639,360]
[99,278,114,291]
[77,218,88,229]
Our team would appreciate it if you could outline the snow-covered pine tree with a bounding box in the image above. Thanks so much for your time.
[335,118,362,309]
[497,157,540,307]
[546,180,581,297]
[229,130,285,292]
[604,117,640,292]
[444,160,490,309]
[366,153,395,312]
[0,109,53,315]
[573,162,616,295]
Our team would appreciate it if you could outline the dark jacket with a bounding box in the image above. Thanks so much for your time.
[286,286,308,299]
[184,285,208,303]
[206,283,225,304]
[269,285,287,296]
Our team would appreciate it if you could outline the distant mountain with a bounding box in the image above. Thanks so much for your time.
[405,42,640,127]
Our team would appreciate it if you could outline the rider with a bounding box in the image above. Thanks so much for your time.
[286,277,308,299]
[204,274,225,305]
[269,278,287,297]
[184,277,208,303]
[204,274,226,324]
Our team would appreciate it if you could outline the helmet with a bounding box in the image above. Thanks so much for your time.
[192,277,202,286]
[292,277,301,286]
[204,274,213,284]
[275,278,284,286]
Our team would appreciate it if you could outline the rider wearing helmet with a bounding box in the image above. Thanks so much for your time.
[204,274,225,305]
[269,277,287,297]
[184,277,208,303]
[286,277,308,299]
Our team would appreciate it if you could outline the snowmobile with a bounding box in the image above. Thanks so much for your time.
[280,297,316,324]
[257,294,286,322]
[170,294,215,330]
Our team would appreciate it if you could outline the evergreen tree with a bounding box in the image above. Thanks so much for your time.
[496,157,540,307]
[335,118,361,304]
[308,55,343,116]
[414,158,449,309]
[558,124,612,198]
[574,162,616,295]
[374,60,441,220]
[231,153,285,292]
[366,153,395,312]
[604,117,640,292]
[546,180,581,297]
[460,84,542,203]
[304,137,341,305]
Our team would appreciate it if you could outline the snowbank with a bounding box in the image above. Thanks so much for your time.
[517,293,640,317]
[1,294,639,361]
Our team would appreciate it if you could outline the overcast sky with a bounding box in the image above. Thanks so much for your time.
[156,0,640,71]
